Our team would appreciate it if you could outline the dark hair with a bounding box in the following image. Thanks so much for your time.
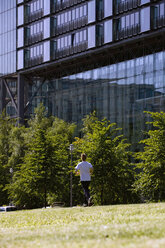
[81,153,86,161]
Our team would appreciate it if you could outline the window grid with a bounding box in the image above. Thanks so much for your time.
[25,0,44,23]
[0,0,16,75]
[54,4,87,36]
[115,11,140,40]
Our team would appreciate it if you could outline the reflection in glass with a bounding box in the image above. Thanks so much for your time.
[33,51,164,146]
[104,0,113,18]
[17,50,24,70]
[88,26,96,48]
[0,3,16,75]
[141,7,150,32]
[44,41,50,62]
[104,20,113,44]
[17,5,24,26]
[88,0,96,23]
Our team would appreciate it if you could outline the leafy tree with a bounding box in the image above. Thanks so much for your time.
[7,104,54,208]
[133,111,165,202]
[47,118,76,206]
[74,112,135,205]
[7,125,26,172]
[7,104,76,208]
[0,112,14,205]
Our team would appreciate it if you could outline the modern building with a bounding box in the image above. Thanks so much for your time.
[0,0,165,145]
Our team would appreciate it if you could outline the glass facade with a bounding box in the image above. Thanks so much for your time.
[0,0,164,148]
[29,50,165,144]
[0,0,16,75]
[16,0,165,70]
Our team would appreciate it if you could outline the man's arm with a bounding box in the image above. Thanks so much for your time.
[75,169,80,176]
[75,164,80,176]
[90,167,93,175]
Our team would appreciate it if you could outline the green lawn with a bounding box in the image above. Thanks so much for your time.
[0,203,165,248]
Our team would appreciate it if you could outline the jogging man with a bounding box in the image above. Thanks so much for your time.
[75,153,93,206]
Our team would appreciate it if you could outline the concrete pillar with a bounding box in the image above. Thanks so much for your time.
[0,79,6,113]
[18,73,24,124]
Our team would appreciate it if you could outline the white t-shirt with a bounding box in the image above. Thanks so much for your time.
[75,161,93,181]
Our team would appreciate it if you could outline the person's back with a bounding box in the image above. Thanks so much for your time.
[76,161,92,181]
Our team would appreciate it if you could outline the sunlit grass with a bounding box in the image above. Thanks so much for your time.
[0,203,165,248]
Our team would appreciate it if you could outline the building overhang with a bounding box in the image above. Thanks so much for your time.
[18,28,165,80]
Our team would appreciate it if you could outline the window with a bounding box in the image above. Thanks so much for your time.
[44,0,50,15]
[57,15,61,25]
[96,0,103,20]
[76,8,79,19]
[80,6,83,17]
[50,17,57,36]
[17,5,24,26]
[88,25,96,48]
[43,41,50,62]
[96,24,103,46]
[34,1,37,12]
[115,11,140,40]
[30,44,43,59]
[24,26,30,45]
[88,0,96,23]
[120,12,140,29]
[17,28,24,48]
[84,5,87,16]
[71,33,75,46]
[141,7,150,32]
[68,11,71,21]
[104,0,113,18]
[80,31,83,42]
[151,3,165,29]
[61,13,64,24]
[50,40,57,59]
[104,20,112,44]
[65,12,67,23]
[44,18,50,39]
[68,35,71,46]
[72,9,75,20]
[57,39,61,49]
[17,49,24,70]
[83,30,87,41]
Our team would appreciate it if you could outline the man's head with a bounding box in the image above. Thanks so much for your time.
[81,153,86,161]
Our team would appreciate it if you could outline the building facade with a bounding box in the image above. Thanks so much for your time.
[0,0,165,145]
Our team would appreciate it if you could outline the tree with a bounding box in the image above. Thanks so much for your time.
[47,117,76,206]
[74,112,135,205]
[7,104,76,208]
[7,104,54,208]
[0,113,14,205]
[133,111,165,202]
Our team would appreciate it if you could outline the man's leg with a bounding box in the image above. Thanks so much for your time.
[81,181,90,205]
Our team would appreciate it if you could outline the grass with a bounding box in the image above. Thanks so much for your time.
[0,203,165,248]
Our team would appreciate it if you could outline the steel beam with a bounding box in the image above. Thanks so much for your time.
[24,78,46,113]
[3,79,18,113]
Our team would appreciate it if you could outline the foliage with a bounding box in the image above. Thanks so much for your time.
[73,112,135,205]
[0,112,14,205]
[6,104,76,208]
[46,117,76,206]
[1,106,164,208]
[6,104,53,208]
[133,111,165,202]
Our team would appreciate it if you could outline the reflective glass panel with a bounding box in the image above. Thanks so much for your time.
[88,0,96,23]
[0,2,16,75]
